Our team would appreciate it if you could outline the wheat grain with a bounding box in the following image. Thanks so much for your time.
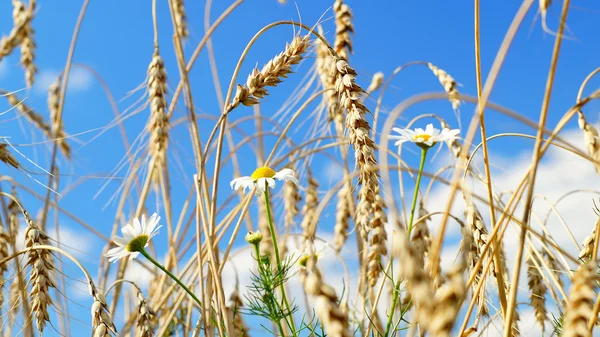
[578,227,595,261]
[366,72,384,95]
[577,112,600,173]
[147,48,170,180]
[460,218,489,318]
[24,213,55,334]
[18,3,36,88]
[333,60,387,287]
[172,0,189,38]
[367,186,388,287]
[302,254,352,337]
[440,120,462,158]
[89,281,117,337]
[333,0,353,61]
[411,200,431,259]
[228,35,310,112]
[427,63,461,112]
[333,180,352,253]
[0,220,8,310]
[48,76,71,159]
[562,261,598,337]
[0,0,28,61]
[135,287,155,337]
[301,174,319,250]
[526,254,548,331]
[228,290,249,337]
[429,265,466,337]
[390,230,435,331]
[8,191,21,243]
[315,26,341,125]
[283,177,301,228]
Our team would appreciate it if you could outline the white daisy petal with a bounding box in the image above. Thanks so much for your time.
[390,124,460,149]
[105,213,161,262]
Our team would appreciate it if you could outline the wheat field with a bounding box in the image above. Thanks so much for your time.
[0,0,600,336]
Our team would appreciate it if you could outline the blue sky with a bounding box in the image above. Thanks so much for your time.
[2,0,600,336]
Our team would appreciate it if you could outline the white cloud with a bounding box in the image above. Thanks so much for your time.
[419,127,600,334]
[34,67,93,95]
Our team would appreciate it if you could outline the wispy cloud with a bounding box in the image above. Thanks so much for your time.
[34,67,93,95]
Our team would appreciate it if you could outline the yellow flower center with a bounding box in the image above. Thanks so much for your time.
[251,167,276,180]
[126,234,149,252]
[415,134,431,143]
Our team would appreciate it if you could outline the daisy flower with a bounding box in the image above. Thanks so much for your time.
[230,166,298,196]
[105,213,161,262]
[390,123,460,148]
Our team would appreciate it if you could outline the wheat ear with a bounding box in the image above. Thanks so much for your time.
[228,35,310,112]
[562,261,598,337]
[333,0,353,61]
[302,254,352,337]
[333,59,387,287]
[172,0,189,38]
[24,211,55,334]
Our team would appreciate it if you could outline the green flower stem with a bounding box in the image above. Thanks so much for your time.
[384,146,429,337]
[407,147,429,236]
[138,248,203,309]
[263,188,297,336]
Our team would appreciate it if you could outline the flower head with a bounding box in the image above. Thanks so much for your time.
[105,213,161,262]
[390,123,460,148]
[245,231,263,245]
[230,167,298,196]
